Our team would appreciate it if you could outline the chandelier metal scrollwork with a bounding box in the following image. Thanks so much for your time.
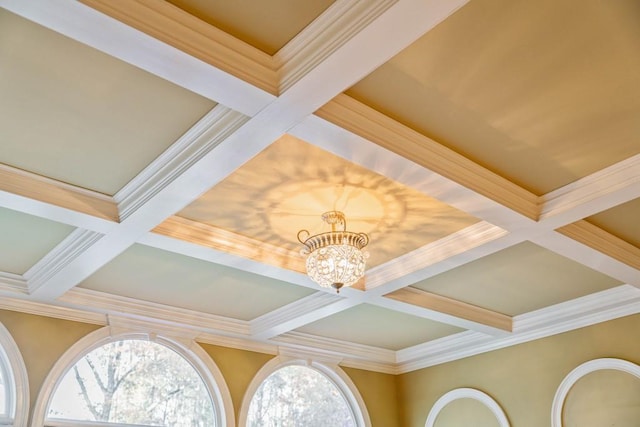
[297,211,369,293]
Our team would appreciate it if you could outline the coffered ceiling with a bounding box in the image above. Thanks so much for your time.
[0,0,638,374]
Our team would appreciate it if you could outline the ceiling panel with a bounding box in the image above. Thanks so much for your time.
[166,0,335,55]
[177,134,479,268]
[412,242,622,316]
[0,207,74,275]
[346,0,640,194]
[79,244,314,321]
[296,304,463,350]
[587,198,640,248]
[0,9,215,195]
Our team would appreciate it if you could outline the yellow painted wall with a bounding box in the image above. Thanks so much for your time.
[397,314,640,427]
[343,366,400,427]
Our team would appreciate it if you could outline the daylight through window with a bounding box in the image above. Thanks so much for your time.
[246,364,357,427]
[47,339,216,427]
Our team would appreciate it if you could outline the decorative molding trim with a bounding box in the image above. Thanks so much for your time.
[152,216,306,273]
[365,222,508,291]
[0,296,106,326]
[0,272,28,295]
[316,94,540,220]
[275,0,396,92]
[60,288,250,336]
[115,106,249,220]
[78,0,278,94]
[557,220,640,271]
[385,287,512,333]
[425,388,510,427]
[250,292,343,338]
[540,153,640,223]
[195,333,279,357]
[274,331,396,364]
[551,358,640,427]
[24,229,104,294]
[0,163,118,228]
[396,285,640,373]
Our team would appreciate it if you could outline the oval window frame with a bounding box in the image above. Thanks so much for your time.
[425,388,510,427]
[238,355,371,427]
[551,357,640,427]
[31,326,235,427]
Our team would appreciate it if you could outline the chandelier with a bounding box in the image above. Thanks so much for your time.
[297,211,369,293]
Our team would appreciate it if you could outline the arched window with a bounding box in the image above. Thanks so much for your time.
[34,328,234,427]
[240,357,370,427]
[0,322,29,427]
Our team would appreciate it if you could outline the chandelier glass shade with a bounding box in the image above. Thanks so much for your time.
[297,211,369,292]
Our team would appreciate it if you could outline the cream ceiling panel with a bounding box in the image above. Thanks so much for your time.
[588,198,640,248]
[347,0,640,194]
[0,9,215,195]
[166,0,335,55]
[412,242,622,316]
[177,134,478,267]
[296,304,463,350]
[79,244,314,321]
[0,207,74,275]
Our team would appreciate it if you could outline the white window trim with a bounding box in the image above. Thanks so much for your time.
[425,388,510,427]
[0,322,29,427]
[238,355,371,427]
[551,357,640,427]
[31,326,235,427]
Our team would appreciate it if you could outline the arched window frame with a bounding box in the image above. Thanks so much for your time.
[238,355,371,427]
[551,358,640,427]
[0,321,29,427]
[425,388,510,427]
[31,326,235,427]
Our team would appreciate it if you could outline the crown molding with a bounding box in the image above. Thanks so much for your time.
[365,221,507,292]
[557,220,640,271]
[540,153,640,225]
[0,272,28,295]
[195,332,279,357]
[0,163,118,231]
[274,331,396,365]
[0,296,106,326]
[275,0,396,92]
[114,106,248,221]
[24,229,104,294]
[250,292,343,338]
[60,288,250,336]
[316,94,540,220]
[78,0,278,95]
[395,284,640,373]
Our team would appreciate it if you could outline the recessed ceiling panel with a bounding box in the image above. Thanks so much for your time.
[0,208,74,275]
[166,0,335,55]
[347,0,640,194]
[0,9,215,195]
[79,244,314,320]
[296,304,463,350]
[587,198,640,248]
[177,134,479,267]
[412,242,622,316]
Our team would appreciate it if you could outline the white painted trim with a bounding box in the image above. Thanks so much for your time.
[0,322,29,427]
[425,388,510,427]
[275,0,396,92]
[551,358,640,427]
[0,273,28,296]
[114,106,248,220]
[237,356,371,427]
[24,229,103,294]
[31,327,236,427]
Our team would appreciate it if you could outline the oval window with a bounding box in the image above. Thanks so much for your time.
[246,364,356,427]
[47,339,216,426]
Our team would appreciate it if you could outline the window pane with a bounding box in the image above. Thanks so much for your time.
[48,339,215,427]
[247,365,356,427]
